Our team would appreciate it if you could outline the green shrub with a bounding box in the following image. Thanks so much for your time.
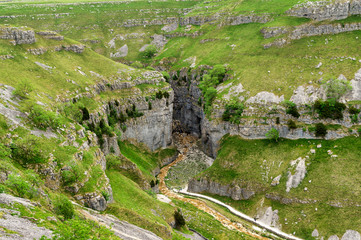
[155,91,163,99]
[54,195,74,220]
[102,191,110,201]
[222,101,244,124]
[287,119,297,130]
[358,128,361,136]
[351,114,358,123]
[266,128,279,142]
[0,143,11,159]
[13,80,33,98]
[315,123,327,138]
[283,100,300,118]
[11,135,48,164]
[163,91,170,98]
[174,209,186,228]
[161,71,170,82]
[61,163,82,185]
[323,78,352,100]
[314,99,346,120]
[349,106,360,114]
[150,180,155,188]
[148,102,152,110]
[130,61,143,69]
[145,66,155,71]
[126,105,143,118]
[53,218,115,240]
[5,174,37,198]
[29,105,64,130]
[140,45,157,59]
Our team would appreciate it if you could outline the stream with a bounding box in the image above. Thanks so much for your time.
[158,133,303,240]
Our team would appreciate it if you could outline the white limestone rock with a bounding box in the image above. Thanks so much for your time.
[286,157,307,192]
[258,207,281,229]
[312,229,320,237]
[271,175,281,186]
[246,91,284,104]
[110,44,128,58]
[329,235,340,240]
[341,230,361,240]
[162,23,178,32]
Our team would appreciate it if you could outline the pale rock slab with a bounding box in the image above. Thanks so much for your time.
[286,157,307,192]
[246,91,284,104]
[341,230,361,240]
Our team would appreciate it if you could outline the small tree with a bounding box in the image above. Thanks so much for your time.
[140,45,157,59]
[287,119,297,130]
[315,123,327,138]
[54,194,74,220]
[174,209,186,228]
[14,80,33,99]
[266,128,279,142]
[323,78,352,100]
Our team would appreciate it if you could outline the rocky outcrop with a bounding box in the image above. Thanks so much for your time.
[188,178,255,200]
[110,44,128,58]
[258,207,281,229]
[0,26,36,45]
[341,230,361,240]
[119,13,270,28]
[36,31,64,40]
[246,91,284,104]
[0,207,53,240]
[122,93,173,151]
[76,192,108,211]
[286,157,307,192]
[286,0,361,21]
[263,22,361,48]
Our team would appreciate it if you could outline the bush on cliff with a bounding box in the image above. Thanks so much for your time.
[266,128,279,142]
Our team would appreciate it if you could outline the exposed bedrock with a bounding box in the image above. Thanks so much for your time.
[286,0,361,21]
[188,178,256,200]
[0,26,36,45]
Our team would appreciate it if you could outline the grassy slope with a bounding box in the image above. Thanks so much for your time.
[1,0,361,98]
[196,135,361,239]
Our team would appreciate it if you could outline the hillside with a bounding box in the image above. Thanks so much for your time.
[0,0,361,240]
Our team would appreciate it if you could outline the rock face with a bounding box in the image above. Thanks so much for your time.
[286,0,361,21]
[286,157,307,192]
[0,194,53,239]
[121,14,271,28]
[258,207,280,229]
[346,68,361,101]
[110,44,128,58]
[0,207,53,240]
[290,85,325,105]
[170,68,204,137]
[121,92,174,151]
[263,22,361,48]
[0,26,36,45]
[188,178,255,200]
[246,91,284,104]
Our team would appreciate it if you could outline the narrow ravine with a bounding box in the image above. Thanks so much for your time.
[158,133,269,240]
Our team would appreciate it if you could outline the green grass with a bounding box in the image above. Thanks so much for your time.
[195,135,361,239]
[106,169,174,239]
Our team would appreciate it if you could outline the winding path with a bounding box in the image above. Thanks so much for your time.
[158,134,269,240]
[159,133,303,240]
